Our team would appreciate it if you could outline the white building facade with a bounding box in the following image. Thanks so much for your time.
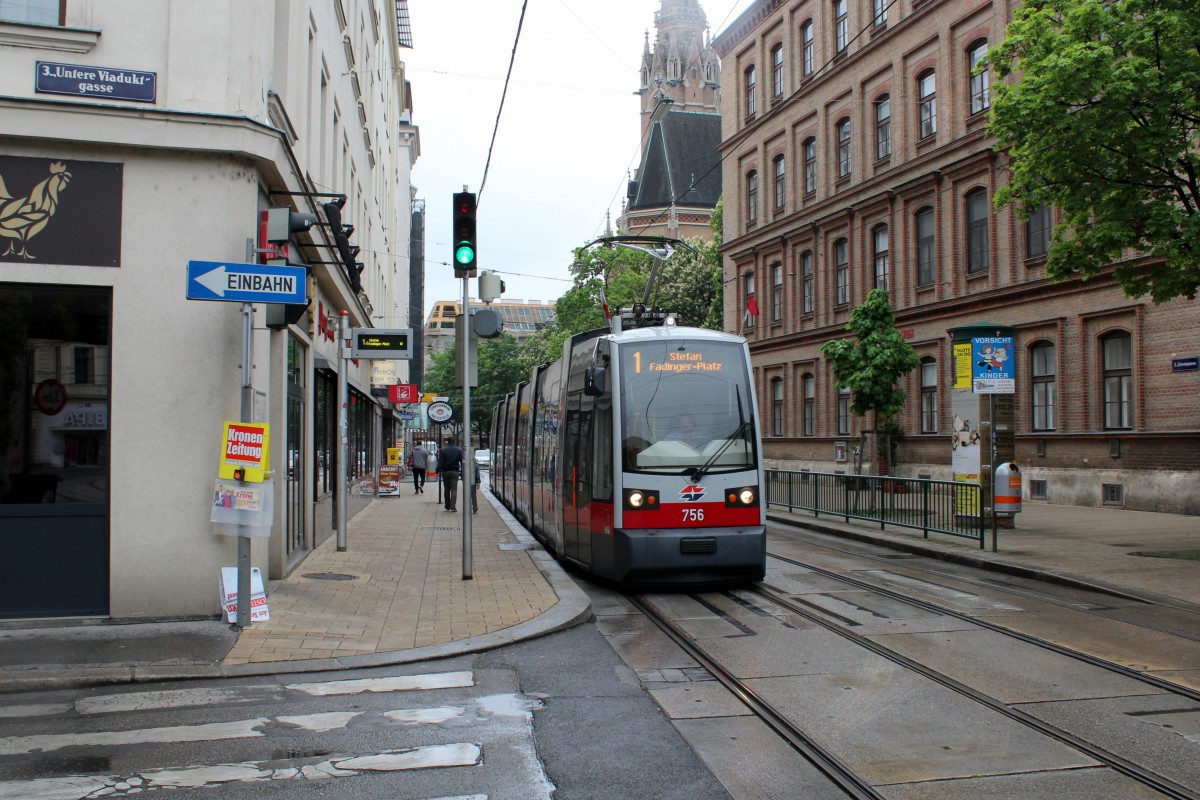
[0,0,421,619]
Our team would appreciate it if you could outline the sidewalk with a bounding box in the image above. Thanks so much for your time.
[1,485,1196,695]
[0,473,591,693]
[767,500,1200,609]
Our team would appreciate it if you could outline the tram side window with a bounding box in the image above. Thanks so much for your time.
[592,399,613,502]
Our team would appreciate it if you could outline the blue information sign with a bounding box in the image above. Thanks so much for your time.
[187,260,308,305]
[36,61,157,103]
[971,336,1015,394]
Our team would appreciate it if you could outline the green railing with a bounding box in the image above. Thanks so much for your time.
[765,470,986,548]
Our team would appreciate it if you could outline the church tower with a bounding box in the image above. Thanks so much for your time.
[622,0,722,241]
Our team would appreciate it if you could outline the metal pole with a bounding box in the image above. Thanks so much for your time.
[337,310,349,552]
[990,393,998,552]
[235,301,254,630]
[461,273,473,580]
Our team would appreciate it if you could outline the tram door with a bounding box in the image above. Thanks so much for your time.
[562,394,592,566]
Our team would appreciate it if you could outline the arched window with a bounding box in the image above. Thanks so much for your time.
[920,358,938,433]
[772,261,784,321]
[1102,332,1133,429]
[744,65,757,117]
[803,137,817,195]
[968,40,990,114]
[834,237,849,305]
[836,117,852,179]
[834,0,848,53]
[771,44,785,97]
[966,188,990,273]
[1030,341,1056,431]
[872,224,889,291]
[1027,204,1052,258]
[875,94,891,160]
[802,373,816,435]
[746,170,759,224]
[837,385,851,434]
[704,59,716,84]
[801,20,815,77]
[801,250,814,314]
[918,69,937,139]
[772,377,785,436]
[773,154,786,209]
[916,206,936,286]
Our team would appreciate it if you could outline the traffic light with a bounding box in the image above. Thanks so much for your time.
[323,199,363,294]
[452,191,477,274]
[265,206,318,243]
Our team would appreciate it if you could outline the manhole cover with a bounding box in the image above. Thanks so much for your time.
[302,572,359,581]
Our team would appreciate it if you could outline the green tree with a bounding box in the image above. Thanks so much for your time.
[985,0,1200,301]
[820,289,920,472]
[422,333,533,446]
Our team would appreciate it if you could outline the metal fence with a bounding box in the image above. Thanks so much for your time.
[765,470,986,548]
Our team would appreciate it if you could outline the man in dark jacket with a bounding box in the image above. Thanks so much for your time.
[438,436,463,511]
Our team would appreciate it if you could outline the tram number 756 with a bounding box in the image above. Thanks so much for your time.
[681,508,705,522]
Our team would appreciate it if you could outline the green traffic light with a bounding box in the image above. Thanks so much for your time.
[456,243,475,265]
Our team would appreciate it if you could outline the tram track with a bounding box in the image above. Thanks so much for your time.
[629,578,1200,800]
[765,549,1200,704]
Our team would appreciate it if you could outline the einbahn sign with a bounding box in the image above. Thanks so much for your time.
[186,260,307,305]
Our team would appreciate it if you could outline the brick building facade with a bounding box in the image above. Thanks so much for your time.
[713,0,1200,513]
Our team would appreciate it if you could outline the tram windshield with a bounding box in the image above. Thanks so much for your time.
[619,339,756,474]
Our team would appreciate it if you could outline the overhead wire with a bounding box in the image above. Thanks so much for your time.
[478,0,530,203]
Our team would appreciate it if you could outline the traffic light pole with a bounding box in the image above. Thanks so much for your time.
[461,273,473,580]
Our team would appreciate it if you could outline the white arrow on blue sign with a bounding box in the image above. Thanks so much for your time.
[187,260,308,305]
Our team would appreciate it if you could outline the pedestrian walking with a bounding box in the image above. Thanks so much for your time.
[408,443,429,494]
[438,436,463,512]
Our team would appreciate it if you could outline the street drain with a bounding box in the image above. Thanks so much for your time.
[1129,550,1200,561]
[499,543,534,551]
[303,572,359,581]
[422,526,460,531]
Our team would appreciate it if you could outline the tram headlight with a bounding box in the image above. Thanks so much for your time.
[624,488,659,510]
[725,486,758,507]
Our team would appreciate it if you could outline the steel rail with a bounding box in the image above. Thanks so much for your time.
[626,594,886,800]
[766,550,1200,704]
[748,581,1200,800]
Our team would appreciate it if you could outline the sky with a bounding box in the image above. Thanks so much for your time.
[404,0,755,319]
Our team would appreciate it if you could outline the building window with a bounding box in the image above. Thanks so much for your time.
[1031,341,1056,431]
[920,358,938,433]
[1027,204,1052,259]
[837,385,851,435]
[834,238,849,305]
[803,137,817,195]
[801,250,814,314]
[801,20,815,77]
[873,0,888,26]
[918,70,937,139]
[837,117,852,179]
[746,170,759,225]
[0,0,58,23]
[872,225,889,291]
[772,377,785,436]
[772,44,785,98]
[968,40,990,115]
[966,188,990,274]
[875,95,891,161]
[73,347,94,385]
[745,65,757,118]
[803,373,815,435]
[773,154,786,210]
[834,0,848,53]
[1102,332,1133,430]
[772,262,784,322]
[916,206,935,286]
[743,272,756,329]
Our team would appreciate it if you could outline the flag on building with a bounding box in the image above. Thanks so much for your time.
[743,294,759,327]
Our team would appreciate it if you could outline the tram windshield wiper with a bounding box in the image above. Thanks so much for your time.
[687,386,752,483]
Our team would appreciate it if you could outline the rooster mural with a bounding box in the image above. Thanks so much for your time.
[0,161,73,260]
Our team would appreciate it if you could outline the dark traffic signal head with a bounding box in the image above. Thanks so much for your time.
[452,191,477,274]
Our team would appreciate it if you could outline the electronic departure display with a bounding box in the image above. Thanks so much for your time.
[350,328,413,359]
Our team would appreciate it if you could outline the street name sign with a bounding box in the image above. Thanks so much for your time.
[187,260,307,305]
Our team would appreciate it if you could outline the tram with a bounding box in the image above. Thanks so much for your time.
[490,311,766,585]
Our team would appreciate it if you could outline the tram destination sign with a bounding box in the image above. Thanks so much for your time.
[351,328,413,360]
[187,260,307,305]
